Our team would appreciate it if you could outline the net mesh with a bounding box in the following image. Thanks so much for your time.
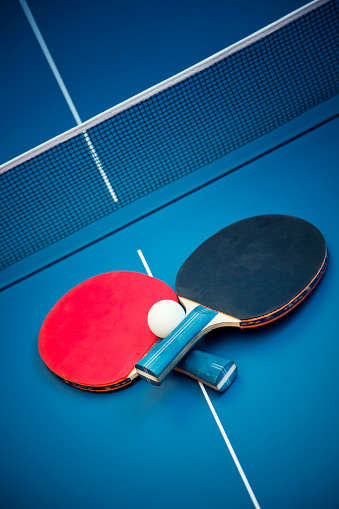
[1,0,338,270]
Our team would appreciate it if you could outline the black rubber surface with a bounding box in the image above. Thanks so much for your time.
[175,215,327,320]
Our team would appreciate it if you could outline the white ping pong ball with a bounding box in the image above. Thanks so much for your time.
[148,300,185,338]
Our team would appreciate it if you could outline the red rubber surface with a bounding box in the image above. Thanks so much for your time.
[39,271,177,386]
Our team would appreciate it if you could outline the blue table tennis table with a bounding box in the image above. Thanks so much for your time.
[1,1,338,508]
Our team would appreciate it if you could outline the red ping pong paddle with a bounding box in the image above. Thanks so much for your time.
[136,215,328,385]
[39,271,237,391]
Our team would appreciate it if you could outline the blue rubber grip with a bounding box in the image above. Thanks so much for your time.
[176,350,237,392]
[136,306,218,384]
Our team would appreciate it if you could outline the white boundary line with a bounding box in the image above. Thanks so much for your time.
[17,0,118,203]
[1,0,327,174]
[137,249,261,508]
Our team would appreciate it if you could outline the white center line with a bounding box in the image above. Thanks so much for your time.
[82,132,118,202]
[137,249,261,508]
[199,382,262,509]
[18,0,118,203]
[137,249,153,277]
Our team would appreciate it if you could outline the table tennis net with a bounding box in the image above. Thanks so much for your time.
[1,0,338,271]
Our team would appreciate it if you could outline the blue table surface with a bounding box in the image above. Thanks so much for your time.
[1,2,338,509]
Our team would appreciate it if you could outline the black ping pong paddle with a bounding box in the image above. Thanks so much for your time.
[136,215,327,385]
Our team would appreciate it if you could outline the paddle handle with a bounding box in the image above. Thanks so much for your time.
[136,306,220,384]
[175,350,237,392]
